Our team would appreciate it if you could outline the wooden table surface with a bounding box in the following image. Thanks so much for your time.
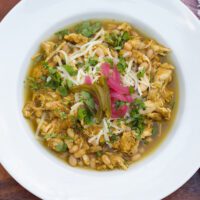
[0,0,200,199]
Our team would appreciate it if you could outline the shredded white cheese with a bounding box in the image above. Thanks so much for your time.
[122,61,143,96]
[58,50,69,64]
[88,118,111,146]
[45,41,66,62]
[35,113,46,139]
[69,40,103,61]
[76,68,87,85]
[108,121,124,134]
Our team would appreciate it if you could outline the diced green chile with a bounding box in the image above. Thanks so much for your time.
[70,76,111,122]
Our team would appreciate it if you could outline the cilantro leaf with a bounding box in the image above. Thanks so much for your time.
[129,86,135,94]
[137,69,145,79]
[110,134,119,142]
[104,58,113,66]
[55,142,67,152]
[27,77,41,90]
[57,86,68,97]
[129,99,146,139]
[134,98,146,110]
[96,151,102,157]
[115,101,126,109]
[105,31,130,50]
[55,28,69,40]
[88,57,98,66]
[130,109,145,140]
[63,65,78,76]
[75,21,101,37]
[59,111,67,120]
[42,62,62,90]
[117,57,128,74]
[44,133,57,140]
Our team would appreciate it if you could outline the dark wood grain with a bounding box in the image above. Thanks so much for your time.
[0,0,200,199]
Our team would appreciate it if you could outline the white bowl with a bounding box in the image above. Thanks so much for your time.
[0,0,200,199]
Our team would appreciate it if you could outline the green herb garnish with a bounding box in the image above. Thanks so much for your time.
[63,65,78,76]
[117,57,128,73]
[110,134,119,142]
[129,86,135,94]
[104,58,114,66]
[115,101,126,109]
[44,133,57,140]
[59,111,67,120]
[96,151,102,157]
[137,69,145,79]
[105,31,130,50]
[88,57,98,66]
[129,99,146,139]
[55,28,69,40]
[55,142,67,152]
[134,98,146,110]
[27,77,41,90]
[75,21,101,37]
[42,62,62,90]
[57,86,68,97]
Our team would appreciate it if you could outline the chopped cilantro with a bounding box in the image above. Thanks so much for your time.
[122,31,130,41]
[40,75,47,81]
[76,62,84,68]
[70,116,82,131]
[84,57,98,71]
[88,57,98,66]
[129,100,146,140]
[134,98,146,110]
[130,109,145,140]
[27,77,41,90]
[96,151,102,157]
[75,21,101,37]
[115,101,126,109]
[59,111,67,120]
[137,69,145,79]
[65,135,74,142]
[129,86,135,94]
[117,57,128,73]
[105,31,130,50]
[110,134,119,142]
[55,28,69,40]
[45,72,62,90]
[104,58,113,66]
[44,133,57,140]
[55,142,67,152]
[42,62,62,90]
[57,86,68,97]
[66,79,73,88]
[63,65,78,76]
